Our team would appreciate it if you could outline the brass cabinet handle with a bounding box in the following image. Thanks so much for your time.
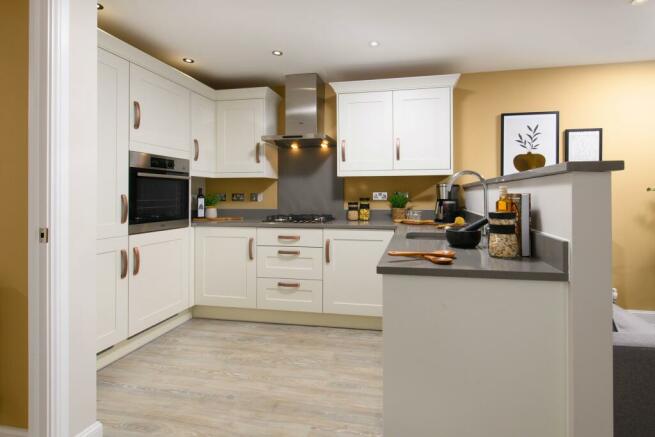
[255,142,261,164]
[193,139,199,161]
[396,138,400,160]
[248,237,254,260]
[133,247,140,275]
[278,250,300,256]
[325,239,331,264]
[341,140,346,162]
[277,282,300,288]
[120,194,128,224]
[278,235,300,241]
[120,249,128,279]
[133,101,141,129]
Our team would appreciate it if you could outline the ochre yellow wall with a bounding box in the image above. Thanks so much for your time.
[0,0,29,429]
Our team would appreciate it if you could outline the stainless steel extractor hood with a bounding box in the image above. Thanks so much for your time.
[261,73,336,148]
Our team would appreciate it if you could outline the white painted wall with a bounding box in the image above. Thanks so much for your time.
[68,0,98,434]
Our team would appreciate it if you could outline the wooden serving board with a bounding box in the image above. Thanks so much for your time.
[192,217,244,223]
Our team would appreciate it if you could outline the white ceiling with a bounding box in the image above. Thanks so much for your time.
[97,0,655,89]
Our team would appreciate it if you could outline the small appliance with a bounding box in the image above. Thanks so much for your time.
[129,151,190,234]
[435,183,460,222]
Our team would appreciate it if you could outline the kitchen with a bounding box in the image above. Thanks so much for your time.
[3,1,654,436]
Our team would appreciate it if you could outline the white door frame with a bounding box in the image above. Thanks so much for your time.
[28,0,71,435]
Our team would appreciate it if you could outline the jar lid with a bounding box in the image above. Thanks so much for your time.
[360,197,370,201]
[488,211,516,219]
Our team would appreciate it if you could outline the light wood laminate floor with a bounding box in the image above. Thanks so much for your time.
[97,319,383,436]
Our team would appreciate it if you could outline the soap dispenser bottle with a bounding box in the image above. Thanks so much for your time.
[495,186,513,212]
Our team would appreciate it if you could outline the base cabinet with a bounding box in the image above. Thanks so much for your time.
[195,227,257,308]
[128,228,190,336]
[323,229,394,316]
[96,237,129,352]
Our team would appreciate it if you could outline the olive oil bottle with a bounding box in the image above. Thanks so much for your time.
[495,186,513,212]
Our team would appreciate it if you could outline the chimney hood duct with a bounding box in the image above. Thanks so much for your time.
[261,73,335,148]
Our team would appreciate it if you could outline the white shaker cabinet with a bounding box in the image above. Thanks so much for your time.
[331,74,460,177]
[190,92,217,177]
[336,91,393,174]
[97,49,129,240]
[195,227,257,308]
[96,236,129,353]
[130,64,191,159]
[128,228,190,336]
[392,87,451,171]
[323,229,394,316]
[215,88,280,178]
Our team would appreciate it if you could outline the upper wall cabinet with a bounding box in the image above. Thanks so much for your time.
[190,92,217,177]
[331,74,460,177]
[215,88,280,179]
[130,64,191,159]
[97,49,129,240]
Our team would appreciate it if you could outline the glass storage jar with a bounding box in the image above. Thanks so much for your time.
[358,198,371,221]
[488,212,519,258]
[347,202,360,221]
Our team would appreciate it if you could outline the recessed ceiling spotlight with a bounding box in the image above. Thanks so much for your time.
[369,41,380,47]
[182,57,195,64]
[272,50,283,56]
[290,142,299,149]
[320,140,329,149]
[97,3,104,10]
[631,0,648,4]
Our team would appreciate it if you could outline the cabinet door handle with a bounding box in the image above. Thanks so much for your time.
[396,138,400,160]
[120,194,128,224]
[341,140,346,162]
[325,239,331,263]
[248,237,254,260]
[278,250,300,256]
[133,247,141,275]
[193,139,199,161]
[120,249,128,279]
[277,282,300,288]
[278,235,300,241]
[255,142,261,164]
[133,101,141,129]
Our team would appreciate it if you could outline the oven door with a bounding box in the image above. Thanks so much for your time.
[129,168,189,234]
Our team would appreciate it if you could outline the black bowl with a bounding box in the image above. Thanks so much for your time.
[445,228,482,249]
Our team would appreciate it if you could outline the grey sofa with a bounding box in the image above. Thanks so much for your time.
[613,305,655,437]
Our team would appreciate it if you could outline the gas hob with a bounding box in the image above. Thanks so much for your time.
[262,214,335,224]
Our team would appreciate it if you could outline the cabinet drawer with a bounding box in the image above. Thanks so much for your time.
[257,246,322,280]
[257,278,322,313]
[257,228,323,248]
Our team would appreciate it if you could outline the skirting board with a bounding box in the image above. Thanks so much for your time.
[0,426,27,437]
[96,309,192,370]
[75,421,103,437]
[193,306,383,330]
[629,310,655,326]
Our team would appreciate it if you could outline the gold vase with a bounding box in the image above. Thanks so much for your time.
[513,152,546,172]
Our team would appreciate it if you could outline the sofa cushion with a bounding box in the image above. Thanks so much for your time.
[613,304,655,333]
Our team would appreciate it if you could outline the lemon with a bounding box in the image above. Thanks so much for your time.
[454,216,465,225]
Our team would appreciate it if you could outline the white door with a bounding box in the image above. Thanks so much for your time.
[97,49,129,239]
[323,229,394,316]
[128,228,190,336]
[392,88,451,171]
[216,99,264,174]
[190,92,217,177]
[130,64,191,158]
[337,91,393,175]
[195,227,257,308]
[96,236,128,352]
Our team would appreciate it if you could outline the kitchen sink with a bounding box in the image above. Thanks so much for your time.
[405,231,446,240]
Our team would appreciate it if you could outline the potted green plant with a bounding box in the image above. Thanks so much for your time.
[205,193,220,218]
[389,192,409,221]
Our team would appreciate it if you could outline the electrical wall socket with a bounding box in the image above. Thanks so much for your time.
[250,192,263,202]
[372,192,388,201]
[217,193,227,201]
[231,193,245,201]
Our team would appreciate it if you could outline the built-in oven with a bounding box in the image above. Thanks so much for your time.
[129,151,190,235]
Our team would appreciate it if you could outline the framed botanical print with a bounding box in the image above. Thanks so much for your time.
[565,128,603,162]
[501,111,559,176]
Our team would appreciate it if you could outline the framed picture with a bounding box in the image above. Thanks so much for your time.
[501,111,559,176]
[565,128,602,161]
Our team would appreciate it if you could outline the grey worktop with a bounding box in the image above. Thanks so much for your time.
[463,160,624,188]
[376,226,568,281]
[192,218,398,230]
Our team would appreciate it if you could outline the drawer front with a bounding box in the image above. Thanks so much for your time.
[257,278,322,313]
[257,246,322,280]
[257,228,323,248]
